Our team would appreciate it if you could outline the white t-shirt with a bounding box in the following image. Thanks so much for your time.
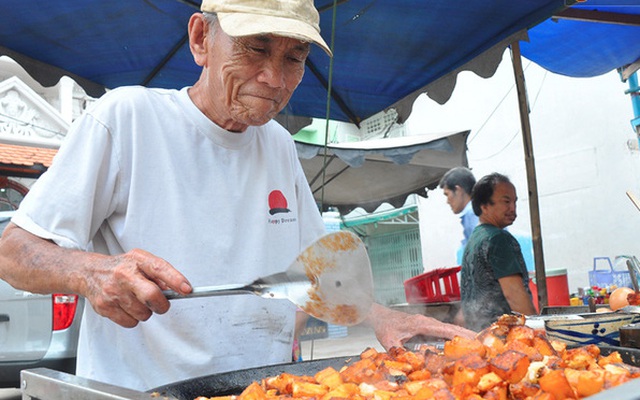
[12,86,326,391]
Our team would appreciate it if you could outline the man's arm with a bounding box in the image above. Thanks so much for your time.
[498,274,537,315]
[0,223,192,327]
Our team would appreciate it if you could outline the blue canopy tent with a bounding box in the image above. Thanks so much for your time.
[0,0,570,126]
[1,1,639,308]
[522,5,640,79]
[1,1,637,124]
[521,5,640,136]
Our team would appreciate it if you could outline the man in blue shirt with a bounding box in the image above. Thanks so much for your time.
[439,167,479,264]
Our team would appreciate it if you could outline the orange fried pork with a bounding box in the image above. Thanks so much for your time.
[199,314,640,400]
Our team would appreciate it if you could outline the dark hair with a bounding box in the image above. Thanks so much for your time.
[438,167,476,195]
[471,172,512,216]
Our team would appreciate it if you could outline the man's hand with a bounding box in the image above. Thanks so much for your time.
[85,248,192,328]
[364,303,476,350]
[0,223,192,328]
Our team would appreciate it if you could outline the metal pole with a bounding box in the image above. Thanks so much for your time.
[624,72,640,141]
[510,41,548,310]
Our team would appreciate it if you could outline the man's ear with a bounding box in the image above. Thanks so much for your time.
[479,202,489,216]
[188,13,208,67]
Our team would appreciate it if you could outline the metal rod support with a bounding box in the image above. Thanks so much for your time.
[510,41,548,310]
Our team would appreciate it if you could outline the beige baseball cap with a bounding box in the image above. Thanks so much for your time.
[200,0,332,56]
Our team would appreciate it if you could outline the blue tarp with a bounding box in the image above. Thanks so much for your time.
[521,4,640,78]
[0,1,638,125]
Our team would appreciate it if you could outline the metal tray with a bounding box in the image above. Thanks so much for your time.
[19,357,357,400]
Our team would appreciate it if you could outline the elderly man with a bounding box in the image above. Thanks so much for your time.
[0,0,473,392]
[457,173,537,331]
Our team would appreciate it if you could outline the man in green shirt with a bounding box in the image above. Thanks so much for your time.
[457,173,537,331]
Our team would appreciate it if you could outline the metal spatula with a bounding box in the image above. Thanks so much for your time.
[163,231,374,326]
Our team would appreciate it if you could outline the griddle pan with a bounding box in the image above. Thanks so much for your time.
[150,347,640,400]
[150,356,355,400]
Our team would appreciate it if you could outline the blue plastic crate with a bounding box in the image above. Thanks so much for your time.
[589,257,632,289]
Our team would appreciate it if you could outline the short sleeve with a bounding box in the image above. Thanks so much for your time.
[12,110,119,250]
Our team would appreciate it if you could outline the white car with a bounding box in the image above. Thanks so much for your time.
[0,211,83,388]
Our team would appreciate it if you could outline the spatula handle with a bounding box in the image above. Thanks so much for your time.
[163,284,254,300]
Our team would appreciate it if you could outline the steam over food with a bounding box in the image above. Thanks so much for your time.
[197,314,640,400]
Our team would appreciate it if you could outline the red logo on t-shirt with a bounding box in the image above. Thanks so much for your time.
[268,190,291,215]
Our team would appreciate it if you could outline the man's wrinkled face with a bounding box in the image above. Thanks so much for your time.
[207,26,310,127]
[443,185,467,214]
[481,181,517,229]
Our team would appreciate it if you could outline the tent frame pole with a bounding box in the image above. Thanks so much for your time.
[510,41,548,311]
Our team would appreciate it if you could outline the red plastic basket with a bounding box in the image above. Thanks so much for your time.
[404,266,461,304]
